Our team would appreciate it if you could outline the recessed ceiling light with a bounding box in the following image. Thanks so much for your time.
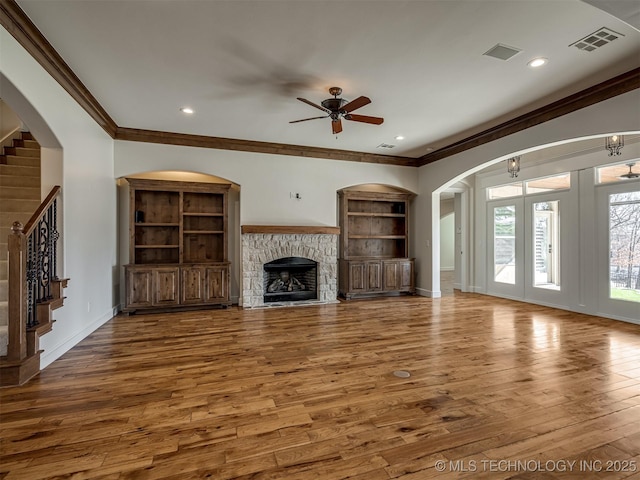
[527,57,548,68]
[180,107,194,114]
[395,135,405,141]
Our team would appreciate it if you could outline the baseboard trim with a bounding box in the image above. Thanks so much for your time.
[416,288,441,298]
[40,308,114,369]
[479,291,640,326]
[440,267,454,272]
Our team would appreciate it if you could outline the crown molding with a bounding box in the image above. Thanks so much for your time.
[2,0,638,168]
[0,0,118,137]
[417,67,640,167]
[115,127,418,167]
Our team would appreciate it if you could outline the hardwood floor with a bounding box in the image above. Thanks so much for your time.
[1,294,639,479]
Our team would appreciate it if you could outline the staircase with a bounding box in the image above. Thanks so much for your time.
[0,133,69,386]
[0,132,41,357]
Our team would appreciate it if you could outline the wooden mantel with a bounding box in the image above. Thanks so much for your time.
[241,225,340,235]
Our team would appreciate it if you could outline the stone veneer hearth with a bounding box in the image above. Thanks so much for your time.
[241,226,340,308]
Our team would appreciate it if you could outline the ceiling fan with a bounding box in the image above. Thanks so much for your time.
[290,87,384,135]
[619,162,640,179]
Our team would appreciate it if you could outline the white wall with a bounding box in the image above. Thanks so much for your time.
[415,89,640,298]
[439,213,454,271]
[1,26,116,368]
[114,141,418,305]
[472,142,640,323]
[0,98,22,142]
[114,141,418,227]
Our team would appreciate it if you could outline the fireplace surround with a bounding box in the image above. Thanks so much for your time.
[241,225,340,308]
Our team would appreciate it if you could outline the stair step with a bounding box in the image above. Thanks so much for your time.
[0,165,40,177]
[3,147,40,158]
[0,279,6,299]
[0,175,41,188]
[2,155,40,167]
[0,214,35,229]
[0,260,6,281]
[0,186,40,200]
[0,301,6,326]
[0,199,40,213]
[21,132,34,141]
[12,139,40,149]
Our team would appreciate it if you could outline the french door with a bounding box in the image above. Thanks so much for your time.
[596,181,640,322]
[487,192,571,304]
[523,191,574,306]
[487,198,524,298]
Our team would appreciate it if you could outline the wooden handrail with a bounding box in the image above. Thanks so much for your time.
[24,186,61,236]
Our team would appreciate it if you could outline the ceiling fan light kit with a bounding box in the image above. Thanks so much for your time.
[290,87,384,135]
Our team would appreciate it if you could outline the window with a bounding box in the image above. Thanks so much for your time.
[597,160,640,184]
[488,182,523,200]
[609,191,640,303]
[533,201,560,290]
[494,205,516,284]
[526,173,570,194]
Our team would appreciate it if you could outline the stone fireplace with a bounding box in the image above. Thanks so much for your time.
[241,226,340,308]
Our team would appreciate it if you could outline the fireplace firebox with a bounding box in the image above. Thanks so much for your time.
[263,257,318,303]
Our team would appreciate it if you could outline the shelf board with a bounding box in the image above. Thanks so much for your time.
[135,245,179,249]
[347,212,405,217]
[183,230,224,234]
[135,223,180,227]
[183,212,224,217]
[348,235,406,239]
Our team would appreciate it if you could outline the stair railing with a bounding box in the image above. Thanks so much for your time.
[7,186,61,362]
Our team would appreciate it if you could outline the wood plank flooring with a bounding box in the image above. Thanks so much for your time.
[1,293,639,479]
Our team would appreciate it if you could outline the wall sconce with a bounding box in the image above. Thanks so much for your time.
[605,135,624,156]
[507,156,521,178]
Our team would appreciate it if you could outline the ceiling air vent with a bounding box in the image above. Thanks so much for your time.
[570,27,623,52]
[376,143,395,149]
[483,44,522,61]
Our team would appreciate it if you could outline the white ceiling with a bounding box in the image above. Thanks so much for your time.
[16,0,640,158]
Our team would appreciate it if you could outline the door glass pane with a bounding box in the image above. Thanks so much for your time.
[533,201,560,290]
[488,182,523,199]
[609,191,640,303]
[494,205,516,284]
[526,173,571,194]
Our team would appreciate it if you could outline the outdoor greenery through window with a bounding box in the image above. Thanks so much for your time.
[494,205,516,284]
[609,190,640,303]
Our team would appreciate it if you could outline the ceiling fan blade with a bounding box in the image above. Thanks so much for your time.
[297,97,331,113]
[345,114,384,125]
[289,115,328,124]
[341,96,371,113]
[332,119,343,134]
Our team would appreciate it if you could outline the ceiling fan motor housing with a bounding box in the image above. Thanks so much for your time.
[321,97,348,112]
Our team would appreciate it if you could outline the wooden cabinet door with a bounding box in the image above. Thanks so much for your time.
[348,262,366,292]
[152,267,180,306]
[398,260,414,291]
[383,261,400,291]
[126,267,153,308]
[204,266,228,303]
[366,261,382,291]
[181,267,205,304]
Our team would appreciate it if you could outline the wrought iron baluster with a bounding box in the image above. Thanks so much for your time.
[24,198,60,329]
